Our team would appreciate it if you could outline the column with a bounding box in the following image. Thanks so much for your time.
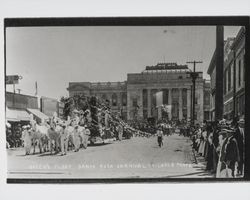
[117,92,121,107]
[157,89,162,120]
[179,88,183,120]
[147,89,151,118]
[168,89,172,120]
[199,87,204,123]
[138,89,143,119]
[187,88,191,120]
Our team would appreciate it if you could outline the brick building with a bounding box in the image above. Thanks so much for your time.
[207,27,245,120]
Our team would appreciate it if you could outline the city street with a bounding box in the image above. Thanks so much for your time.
[7,134,213,179]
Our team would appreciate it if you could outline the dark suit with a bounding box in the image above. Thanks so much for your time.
[234,127,244,174]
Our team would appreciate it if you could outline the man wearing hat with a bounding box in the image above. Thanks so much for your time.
[234,118,245,175]
[59,121,68,156]
[71,109,81,152]
[216,128,240,178]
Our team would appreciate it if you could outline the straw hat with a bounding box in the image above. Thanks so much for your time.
[219,129,228,136]
[238,118,245,124]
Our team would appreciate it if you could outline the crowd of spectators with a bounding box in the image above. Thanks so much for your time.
[190,117,244,178]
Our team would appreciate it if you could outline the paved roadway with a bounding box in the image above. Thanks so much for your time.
[7,134,213,179]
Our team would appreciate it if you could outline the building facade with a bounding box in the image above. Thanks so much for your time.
[67,81,128,120]
[207,27,245,120]
[40,96,64,118]
[6,92,63,123]
[232,27,245,119]
[68,62,210,123]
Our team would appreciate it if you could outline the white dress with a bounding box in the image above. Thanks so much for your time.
[198,131,207,156]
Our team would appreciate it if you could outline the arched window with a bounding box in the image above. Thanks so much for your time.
[112,93,117,106]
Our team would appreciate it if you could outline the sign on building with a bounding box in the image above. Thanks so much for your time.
[6,75,21,85]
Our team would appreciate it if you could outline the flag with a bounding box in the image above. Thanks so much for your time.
[156,91,163,107]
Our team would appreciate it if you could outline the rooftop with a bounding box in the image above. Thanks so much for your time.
[144,62,189,71]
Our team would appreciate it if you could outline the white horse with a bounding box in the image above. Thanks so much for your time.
[60,125,74,155]
[29,124,49,154]
[47,124,63,154]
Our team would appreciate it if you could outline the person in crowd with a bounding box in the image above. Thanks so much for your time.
[234,118,244,175]
[156,126,164,147]
[194,124,202,152]
[117,122,123,141]
[71,109,80,127]
[71,109,81,152]
[204,122,214,171]
[211,121,220,174]
[216,128,240,178]
[21,125,32,155]
[104,109,110,129]
[198,125,207,156]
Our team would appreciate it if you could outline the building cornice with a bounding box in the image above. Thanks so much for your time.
[207,50,216,75]
[231,27,245,51]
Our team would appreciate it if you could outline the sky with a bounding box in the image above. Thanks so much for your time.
[5,26,241,100]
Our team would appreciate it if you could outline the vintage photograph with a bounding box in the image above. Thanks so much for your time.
[4,19,246,181]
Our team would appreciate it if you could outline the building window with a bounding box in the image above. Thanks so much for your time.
[132,98,138,107]
[183,108,187,119]
[238,59,241,87]
[204,92,210,106]
[163,89,168,105]
[122,93,127,106]
[228,66,231,92]
[143,110,148,119]
[204,111,210,120]
[195,97,198,105]
[143,89,147,108]
[111,93,117,106]
[229,101,233,111]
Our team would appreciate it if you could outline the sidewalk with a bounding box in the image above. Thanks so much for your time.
[191,149,215,178]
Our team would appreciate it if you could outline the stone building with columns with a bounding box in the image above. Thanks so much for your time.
[67,62,210,123]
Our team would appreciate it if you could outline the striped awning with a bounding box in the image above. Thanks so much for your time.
[27,108,49,122]
[6,107,30,122]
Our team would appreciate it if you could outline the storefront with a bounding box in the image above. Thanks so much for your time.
[6,107,30,148]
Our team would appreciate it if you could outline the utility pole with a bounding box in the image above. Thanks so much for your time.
[215,26,224,121]
[186,60,203,126]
